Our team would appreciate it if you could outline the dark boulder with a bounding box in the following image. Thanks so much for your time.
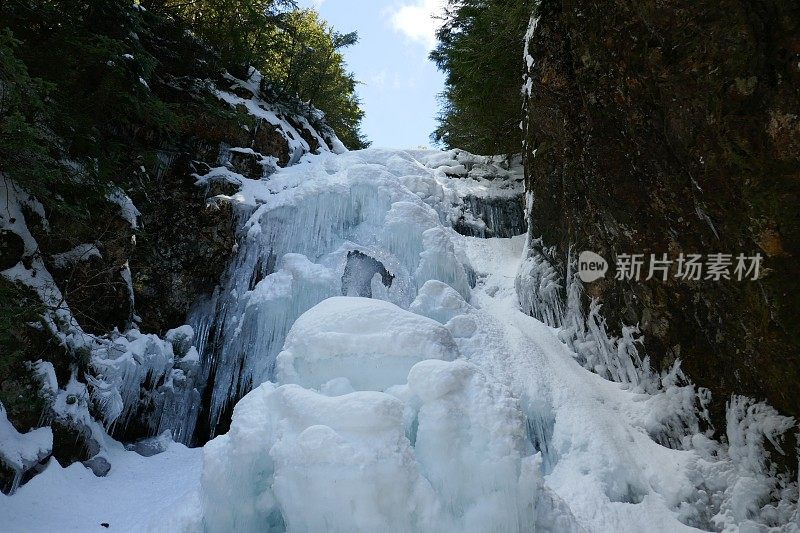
[0,229,25,271]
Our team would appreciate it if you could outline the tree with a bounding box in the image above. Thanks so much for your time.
[259,9,369,149]
[430,0,532,155]
[154,0,295,76]
[0,29,59,204]
[151,2,368,148]
[1,0,178,217]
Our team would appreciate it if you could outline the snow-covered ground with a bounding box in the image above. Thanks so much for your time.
[1,149,796,532]
[0,440,201,531]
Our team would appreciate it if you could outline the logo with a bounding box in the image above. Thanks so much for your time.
[576,251,762,283]
[578,251,608,283]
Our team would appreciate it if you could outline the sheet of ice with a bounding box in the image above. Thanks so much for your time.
[514,240,565,327]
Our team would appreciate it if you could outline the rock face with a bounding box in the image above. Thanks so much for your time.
[0,68,342,491]
[130,156,238,336]
[523,0,800,424]
[0,230,24,271]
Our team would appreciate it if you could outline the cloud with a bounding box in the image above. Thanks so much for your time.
[390,0,447,50]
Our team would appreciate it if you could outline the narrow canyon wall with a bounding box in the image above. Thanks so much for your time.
[523,0,800,424]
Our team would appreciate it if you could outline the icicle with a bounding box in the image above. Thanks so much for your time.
[164,149,526,441]
[515,240,564,327]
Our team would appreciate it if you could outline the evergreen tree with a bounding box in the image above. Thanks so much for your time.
[152,2,368,148]
[154,0,295,77]
[1,0,176,216]
[260,9,369,149]
[430,0,532,155]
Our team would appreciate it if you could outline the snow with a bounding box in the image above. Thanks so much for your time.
[2,148,797,532]
[107,188,140,229]
[164,325,195,356]
[0,179,83,339]
[215,69,341,165]
[193,165,244,188]
[0,406,52,493]
[0,441,201,532]
[50,243,102,269]
[713,396,798,530]
[409,279,473,324]
[276,297,459,390]
[523,15,539,98]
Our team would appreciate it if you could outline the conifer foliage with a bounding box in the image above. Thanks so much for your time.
[259,9,368,150]
[430,0,533,155]
[154,0,369,148]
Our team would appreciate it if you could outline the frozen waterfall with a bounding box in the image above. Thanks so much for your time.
[2,149,796,533]
[164,149,524,442]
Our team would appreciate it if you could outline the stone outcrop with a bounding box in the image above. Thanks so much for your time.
[523,0,800,425]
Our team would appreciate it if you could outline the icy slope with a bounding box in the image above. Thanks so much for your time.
[1,148,796,532]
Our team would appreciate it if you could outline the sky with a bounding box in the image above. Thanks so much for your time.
[298,0,447,149]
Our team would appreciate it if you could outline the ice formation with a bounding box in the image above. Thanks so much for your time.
[186,148,797,532]
[202,349,548,532]
[177,148,521,440]
[2,148,798,532]
[276,297,459,390]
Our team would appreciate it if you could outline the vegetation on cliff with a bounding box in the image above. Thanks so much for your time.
[162,0,368,149]
[0,0,367,477]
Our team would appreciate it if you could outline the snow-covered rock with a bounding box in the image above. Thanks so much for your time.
[0,406,52,493]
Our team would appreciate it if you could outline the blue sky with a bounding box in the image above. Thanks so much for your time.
[298,0,447,149]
